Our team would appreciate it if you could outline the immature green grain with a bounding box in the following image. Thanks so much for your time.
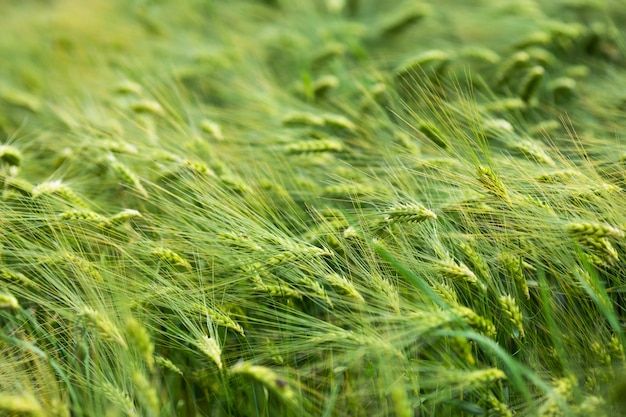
[286,138,344,154]
[230,361,296,405]
[282,112,324,127]
[590,341,611,367]
[550,77,577,101]
[459,46,501,63]
[325,273,364,303]
[313,75,339,98]
[196,335,223,370]
[440,368,506,390]
[536,169,580,183]
[449,336,475,365]
[513,139,556,166]
[389,379,412,417]
[435,258,480,288]
[482,98,527,113]
[181,160,216,177]
[59,209,105,223]
[132,371,159,415]
[151,247,192,271]
[484,392,513,417]
[496,51,530,85]
[431,282,458,304]
[0,88,41,112]
[378,3,431,37]
[322,113,357,132]
[417,121,449,149]
[537,376,576,417]
[155,356,183,376]
[130,100,163,116]
[519,66,545,102]
[500,253,529,299]
[190,303,245,336]
[0,145,22,167]
[0,268,36,288]
[566,222,624,239]
[126,318,155,369]
[32,180,89,207]
[452,306,497,337]
[395,50,452,78]
[101,382,139,417]
[0,293,19,309]
[458,241,490,282]
[200,119,224,141]
[0,392,44,417]
[477,165,511,204]
[385,203,437,224]
[301,277,333,307]
[110,159,149,198]
[114,80,143,95]
[499,294,525,338]
[78,306,127,348]
[609,334,625,362]
[103,209,142,228]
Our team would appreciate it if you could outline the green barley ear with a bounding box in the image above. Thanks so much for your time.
[0,292,19,309]
[385,202,437,224]
[196,335,223,370]
[286,138,344,154]
[126,318,155,370]
[32,180,89,207]
[101,382,139,417]
[322,113,357,132]
[477,165,511,204]
[130,100,164,116]
[459,46,501,64]
[519,66,545,102]
[155,356,183,376]
[132,371,160,415]
[512,139,556,166]
[200,119,224,141]
[500,253,530,299]
[0,87,41,112]
[325,273,364,303]
[482,97,527,114]
[230,361,297,406]
[496,51,530,85]
[103,209,142,228]
[59,209,106,223]
[109,158,149,198]
[550,77,577,102]
[0,393,44,417]
[282,112,324,127]
[378,3,431,37]
[78,306,127,348]
[566,222,625,239]
[312,75,339,99]
[452,306,497,337]
[0,145,22,167]
[151,247,192,271]
[395,50,452,78]
[498,295,525,338]
[417,121,449,149]
[435,257,484,291]
[0,268,37,288]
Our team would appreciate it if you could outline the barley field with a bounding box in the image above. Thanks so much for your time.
[1,1,626,416]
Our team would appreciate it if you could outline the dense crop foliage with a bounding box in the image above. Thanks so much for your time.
[1,0,626,416]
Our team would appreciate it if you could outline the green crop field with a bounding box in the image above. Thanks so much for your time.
[1,0,626,416]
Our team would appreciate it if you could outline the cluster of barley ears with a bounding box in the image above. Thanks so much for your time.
[1,0,626,416]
